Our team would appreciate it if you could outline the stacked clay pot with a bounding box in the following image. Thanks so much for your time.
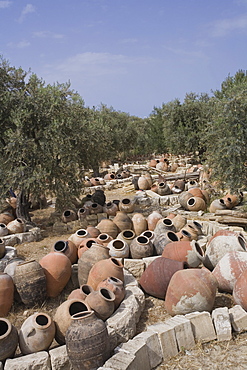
[68,229,92,249]
[7,218,25,234]
[96,276,125,309]
[119,198,135,213]
[153,231,179,255]
[103,201,118,217]
[87,257,124,290]
[117,229,136,246]
[85,288,115,320]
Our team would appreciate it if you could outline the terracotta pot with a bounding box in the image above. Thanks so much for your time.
[62,209,77,223]
[147,211,163,231]
[96,276,125,309]
[149,159,158,168]
[222,193,240,209]
[7,218,25,234]
[86,225,100,238]
[157,182,171,196]
[119,198,135,213]
[233,270,247,310]
[0,318,18,361]
[186,180,198,190]
[131,213,148,236]
[201,189,210,204]
[169,214,187,232]
[178,191,193,209]
[0,238,5,259]
[0,213,14,225]
[39,252,71,298]
[67,284,94,301]
[91,189,106,206]
[186,196,206,212]
[65,311,110,370]
[212,251,247,293]
[108,239,130,258]
[176,229,192,241]
[137,176,150,190]
[162,240,204,267]
[104,172,116,180]
[117,229,136,246]
[144,173,153,188]
[68,229,91,249]
[77,238,98,259]
[89,203,103,215]
[52,240,77,264]
[77,207,90,220]
[13,260,47,306]
[97,219,119,239]
[154,218,176,236]
[87,257,124,290]
[180,224,199,241]
[164,268,218,315]
[0,272,14,316]
[171,179,186,194]
[19,312,55,354]
[187,187,204,199]
[90,177,101,186]
[139,257,188,299]
[85,288,115,321]
[0,223,8,237]
[78,243,110,286]
[153,231,179,255]
[130,235,154,259]
[103,201,118,217]
[84,179,92,187]
[156,162,168,171]
[96,233,113,246]
[54,299,91,345]
[112,211,133,232]
[209,199,227,213]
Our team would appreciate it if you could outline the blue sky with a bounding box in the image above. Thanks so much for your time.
[1,0,247,117]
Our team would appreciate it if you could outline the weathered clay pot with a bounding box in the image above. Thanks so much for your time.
[156,161,168,171]
[67,284,94,301]
[68,229,91,249]
[186,196,206,212]
[119,198,135,213]
[169,214,187,232]
[65,311,110,370]
[117,229,136,246]
[222,193,240,209]
[162,240,204,268]
[39,252,71,298]
[171,179,186,194]
[186,180,198,190]
[0,272,14,316]
[178,191,193,209]
[103,201,118,217]
[0,318,18,361]
[131,213,148,236]
[187,187,205,199]
[233,270,247,310]
[147,211,163,231]
[96,276,125,309]
[77,207,90,220]
[13,260,47,306]
[149,159,158,168]
[0,238,5,259]
[130,235,154,259]
[209,199,227,213]
[157,182,171,196]
[164,268,218,315]
[62,209,77,223]
[19,312,55,354]
[139,257,188,299]
[77,238,98,259]
[96,233,113,246]
[87,257,124,290]
[85,288,115,321]
[0,213,14,225]
[89,203,103,215]
[153,231,179,255]
[90,177,101,186]
[7,218,25,234]
[104,172,116,180]
[138,176,150,190]
[144,173,153,188]
[86,225,100,238]
[4,256,25,278]
[97,219,119,239]
[180,223,199,241]
[176,229,192,241]
[52,240,77,264]
[141,230,156,243]
[91,189,106,206]
[54,299,91,345]
[0,223,8,237]
[112,211,133,232]
[154,218,176,236]
[108,239,130,259]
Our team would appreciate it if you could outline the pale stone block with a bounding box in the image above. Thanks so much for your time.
[121,289,140,323]
[143,255,159,268]
[135,330,163,368]
[107,325,118,354]
[52,222,69,234]
[124,259,145,279]
[103,351,136,369]
[137,197,151,207]
[145,190,160,198]
[85,214,98,226]
[185,311,217,342]
[168,195,180,206]
[5,352,51,370]
[97,213,108,222]
[49,345,73,369]
[212,307,232,341]
[124,269,139,287]
[106,307,136,345]
[165,315,195,351]
[229,305,247,333]
[149,198,160,207]
[148,322,179,361]
[117,338,151,370]
[159,196,170,206]
[125,285,145,317]
[1,235,18,246]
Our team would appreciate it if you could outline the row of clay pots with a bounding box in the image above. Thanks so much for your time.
[0,217,26,236]
[209,192,243,213]
[178,188,209,212]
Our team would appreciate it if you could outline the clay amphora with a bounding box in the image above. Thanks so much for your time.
[0,272,14,316]
[97,219,119,238]
[96,276,125,309]
[96,233,113,246]
[154,218,176,236]
[157,182,171,196]
[108,239,130,259]
[103,201,118,217]
[77,238,98,259]
[89,203,103,215]
[117,229,136,246]
[52,240,77,264]
[19,312,55,354]
[39,252,71,298]
[130,235,154,259]
[65,311,110,370]
[0,238,5,259]
[233,270,247,310]
[164,268,218,316]
[162,240,204,268]
[178,191,193,209]
[0,223,8,237]
[147,211,163,231]
[112,211,133,231]
[85,288,115,321]
[68,229,91,249]
[153,231,179,255]
[78,243,110,286]
[186,196,206,212]
[87,257,124,290]
[62,209,77,223]
[0,318,18,361]
[13,260,47,306]
[77,207,90,220]
[54,299,91,345]
[0,213,14,225]
[119,198,135,213]
[132,213,148,236]
[137,176,150,190]
[7,218,25,234]
[209,198,227,213]
[139,257,188,299]
[67,284,94,301]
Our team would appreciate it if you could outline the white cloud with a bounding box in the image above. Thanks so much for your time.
[0,1,11,8]
[18,3,35,22]
[32,31,64,39]
[211,13,247,37]
[7,40,30,48]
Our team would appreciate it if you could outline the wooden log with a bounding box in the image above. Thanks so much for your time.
[215,210,247,218]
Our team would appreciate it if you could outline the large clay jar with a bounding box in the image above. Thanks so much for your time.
[0,272,14,316]
[89,203,103,215]
[212,251,247,293]
[156,161,168,171]
[117,229,136,246]
[65,311,110,370]
[233,270,247,310]
[87,257,124,290]
[157,182,171,196]
[187,187,205,199]
[7,218,25,234]
[164,268,218,316]
[132,213,147,236]
[209,198,227,213]
[0,213,14,225]
[0,223,8,237]
[119,198,135,213]
[97,219,119,239]
[162,240,204,268]
[86,225,100,238]
[52,240,77,264]
[138,176,150,190]
[62,209,77,223]
[0,318,18,361]
[153,230,179,255]
[77,207,90,220]
[144,173,153,188]
[169,214,187,232]
[130,235,154,259]
[68,229,91,249]
[78,243,110,286]
[54,299,91,345]
[104,172,116,180]
[108,239,130,259]
[222,193,240,209]
[96,233,113,246]
[180,223,199,241]
[103,201,118,217]
[0,238,5,259]
[96,276,125,309]
[85,288,115,321]
[147,210,163,231]
[78,239,98,259]
[154,218,176,236]
[139,257,188,299]
[178,191,193,209]
[112,211,133,231]
[67,284,94,301]
[19,312,55,354]
[186,196,206,212]
[39,252,71,298]
[13,260,47,306]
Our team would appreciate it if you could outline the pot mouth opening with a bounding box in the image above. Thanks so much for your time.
[100,288,115,301]
[86,240,95,248]
[159,182,165,187]
[54,240,66,252]
[0,319,10,337]
[181,229,191,237]
[111,257,122,267]
[69,301,88,316]
[142,231,153,238]
[167,231,179,242]
[0,223,6,228]
[109,276,121,283]
[98,234,108,241]
[112,240,125,250]
[35,314,50,327]
[122,230,134,239]
[64,210,72,217]
[193,221,202,229]
[77,229,87,236]
[81,284,93,295]
[78,208,86,214]
[137,236,148,244]
[91,203,98,208]
[72,311,93,320]
[122,198,130,205]
[238,236,247,250]
[163,218,172,226]
[219,198,225,205]
[194,241,204,257]
[106,202,113,207]
[188,198,196,206]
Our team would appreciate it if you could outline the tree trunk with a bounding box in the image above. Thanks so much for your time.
[16,190,31,222]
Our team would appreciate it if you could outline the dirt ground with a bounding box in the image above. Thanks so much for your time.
[5,186,247,368]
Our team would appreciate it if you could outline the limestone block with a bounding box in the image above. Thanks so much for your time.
[165,315,195,351]
[103,351,136,369]
[52,222,69,234]
[229,305,247,333]
[149,198,160,207]
[124,269,139,287]
[185,311,217,342]
[145,190,160,198]
[125,286,145,317]
[143,256,159,268]
[107,325,118,354]
[124,259,145,279]
[121,289,140,323]
[212,307,232,341]
[169,195,180,206]
[49,345,73,370]
[5,351,51,370]
[115,338,151,370]
[148,322,179,361]
[1,234,18,246]
[106,307,136,345]
[136,197,151,207]
[85,214,98,226]
[159,196,170,206]
[135,330,163,368]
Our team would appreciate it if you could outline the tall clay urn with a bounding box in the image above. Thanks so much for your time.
[132,213,148,236]
[164,268,218,316]
[87,257,124,290]
[119,198,135,213]
[39,252,71,298]
[13,260,47,306]
[52,240,78,264]
[97,276,125,309]
[19,312,56,354]
[129,235,154,259]
[96,233,113,246]
[139,257,188,299]
[65,311,110,370]
[85,288,115,321]
[62,209,77,223]
[0,272,14,316]
[0,318,18,362]
[147,211,163,231]
[96,219,119,239]
[154,218,176,236]
[112,211,133,231]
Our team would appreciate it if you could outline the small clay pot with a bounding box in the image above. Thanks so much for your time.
[130,235,154,259]
[87,257,124,290]
[7,218,25,234]
[85,288,115,321]
[67,284,94,301]
[62,209,77,223]
[96,276,125,309]
[52,240,78,264]
[117,229,136,246]
[119,198,135,213]
[108,239,130,259]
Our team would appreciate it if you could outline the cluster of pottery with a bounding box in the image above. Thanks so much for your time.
[0,214,26,238]
[148,156,179,173]
[84,170,131,187]
[178,185,210,212]
[209,192,243,213]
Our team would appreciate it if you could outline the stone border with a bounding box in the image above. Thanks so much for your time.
[1,227,42,247]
